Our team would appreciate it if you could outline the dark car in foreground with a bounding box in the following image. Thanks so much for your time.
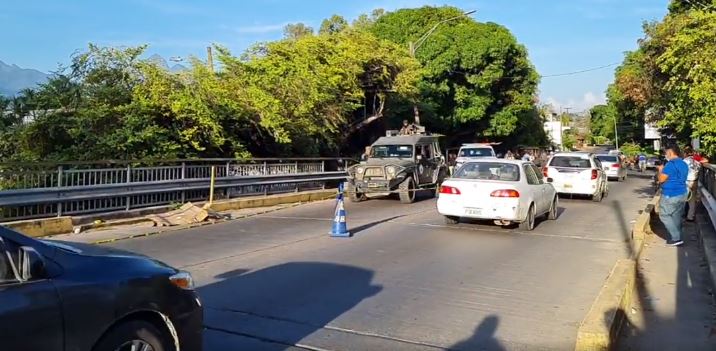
[0,226,202,351]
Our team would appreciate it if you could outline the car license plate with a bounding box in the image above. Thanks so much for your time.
[465,208,482,216]
[368,182,380,188]
[564,184,573,189]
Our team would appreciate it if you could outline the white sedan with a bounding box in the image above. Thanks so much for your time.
[437,160,558,231]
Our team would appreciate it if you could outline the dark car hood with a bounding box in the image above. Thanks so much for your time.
[363,159,415,168]
[43,240,149,259]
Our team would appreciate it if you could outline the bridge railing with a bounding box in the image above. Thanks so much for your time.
[0,158,349,222]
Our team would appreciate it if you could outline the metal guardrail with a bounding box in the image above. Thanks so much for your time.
[0,159,349,221]
[702,164,716,199]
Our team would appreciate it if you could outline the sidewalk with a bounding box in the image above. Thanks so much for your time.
[618,209,716,350]
[50,203,307,244]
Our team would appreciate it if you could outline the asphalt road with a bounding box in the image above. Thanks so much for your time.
[109,172,655,350]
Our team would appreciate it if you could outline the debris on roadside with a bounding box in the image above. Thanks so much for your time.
[148,202,227,227]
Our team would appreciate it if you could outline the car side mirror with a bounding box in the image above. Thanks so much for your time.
[19,246,46,281]
[416,155,423,161]
[546,177,554,183]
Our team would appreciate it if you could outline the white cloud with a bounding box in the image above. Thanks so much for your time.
[542,92,606,113]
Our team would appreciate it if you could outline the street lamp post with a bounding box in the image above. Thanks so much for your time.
[408,10,476,126]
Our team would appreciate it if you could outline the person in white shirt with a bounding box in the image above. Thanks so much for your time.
[684,147,702,221]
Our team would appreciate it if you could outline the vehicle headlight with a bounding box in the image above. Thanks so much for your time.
[355,167,364,175]
[386,166,397,177]
[169,271,195,290]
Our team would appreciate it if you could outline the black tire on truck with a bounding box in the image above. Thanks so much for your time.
[399,176,417,204]
[346,182,366,202]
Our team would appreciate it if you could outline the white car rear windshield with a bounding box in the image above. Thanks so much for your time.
[596,155,618,163]
[550,156,591,168]
[454,162,520,181]
[459,148,493,157]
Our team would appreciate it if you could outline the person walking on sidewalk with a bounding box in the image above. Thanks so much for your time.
[683,146,701,222]
[656,144,689,246]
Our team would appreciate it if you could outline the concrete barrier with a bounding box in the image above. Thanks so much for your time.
[574,196,657,351]
[5,217,74,238]
[2,189,337,237]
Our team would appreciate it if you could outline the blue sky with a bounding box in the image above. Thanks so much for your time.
[1,0,669,112]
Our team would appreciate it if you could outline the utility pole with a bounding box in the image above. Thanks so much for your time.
[408,10,475,126]
[206,46,214,73]
[613,115,619,150]
[560,107,571,150]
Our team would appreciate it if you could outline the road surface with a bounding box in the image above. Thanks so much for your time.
[109,173,655,350]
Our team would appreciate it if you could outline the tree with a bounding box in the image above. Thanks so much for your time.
[370,6,539,143]
[319,15,349,35]
[283,23,314,40]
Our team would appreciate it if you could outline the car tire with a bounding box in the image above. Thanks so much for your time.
[548,197,558,220]
[94,320,168,351]
[346,183,366,203]
[519,204,536,231]
[399,176,416,204]
[592,189,603,202]
[444,216,459,225]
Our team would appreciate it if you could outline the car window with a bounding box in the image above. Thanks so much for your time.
[371,145,413,158]
[523,165,540,185]
[531,165,544,181]
[0,238,20,284]
[596,155,618,163]
[549,156,591,168]
[459,148,494,157]
[422,144,433,159]
[594,159,602,169]
[453,162,520,181]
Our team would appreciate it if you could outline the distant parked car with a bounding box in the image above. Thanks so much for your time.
[0,227,203,351]
[454,143,497,169]
[646,157,659,170]
[596,154,628,181]
[437,159,558,231]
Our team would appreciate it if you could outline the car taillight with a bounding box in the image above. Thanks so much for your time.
[490,189,520,198]
[440,185,461,195]
[611,164,620,168]
[591,169,598,180]
[542,166,548,177]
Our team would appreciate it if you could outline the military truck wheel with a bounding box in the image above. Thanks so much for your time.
[399,176,416,204]
[346,183,366,202]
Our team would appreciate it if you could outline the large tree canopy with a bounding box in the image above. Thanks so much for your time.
[371,6,540,142]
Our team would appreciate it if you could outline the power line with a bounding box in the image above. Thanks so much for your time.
[540,62,621,78]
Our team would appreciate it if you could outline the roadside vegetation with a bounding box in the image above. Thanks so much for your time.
[590,0,716,156]
[0,6,546,162]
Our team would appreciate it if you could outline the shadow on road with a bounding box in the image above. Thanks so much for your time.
[449,315,506,351]
[351,215,405,235]
[200,262,382,350]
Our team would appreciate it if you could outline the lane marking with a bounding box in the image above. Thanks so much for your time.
[206,307,446,350]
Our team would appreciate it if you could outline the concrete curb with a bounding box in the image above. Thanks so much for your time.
[3,189,337,238]
[574,196,657,351]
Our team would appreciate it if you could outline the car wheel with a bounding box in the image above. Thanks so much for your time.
[548,197,558,220]
[592,189,603,202]
[519,204,536,231]
[346,183,366,203]
[444,216,459,225]
[398,176,416,204]
[94,320,167,351]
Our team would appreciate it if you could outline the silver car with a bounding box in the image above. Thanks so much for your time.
[596,154,627,181]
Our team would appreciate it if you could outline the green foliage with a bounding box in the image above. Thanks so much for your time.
[589,104,616,143]
[608,7,716,155]
[1,6,541,161]
[619,142,642,157]
[371,6,539,140]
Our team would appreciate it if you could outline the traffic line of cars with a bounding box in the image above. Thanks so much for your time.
[437,151,615,230]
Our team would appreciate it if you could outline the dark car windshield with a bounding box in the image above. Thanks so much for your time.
[459,148,493,157]
[371,145,413,158]
[596,155,618,163]
[549,156,591,168]
[454,162,520,181]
